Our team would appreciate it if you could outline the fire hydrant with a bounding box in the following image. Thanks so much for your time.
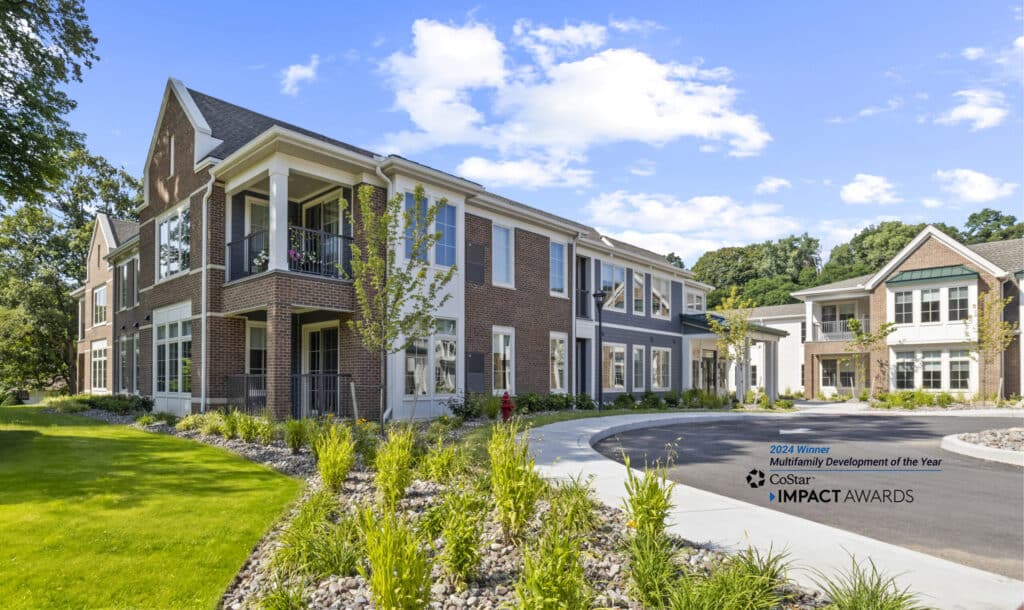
[500,391,515,421]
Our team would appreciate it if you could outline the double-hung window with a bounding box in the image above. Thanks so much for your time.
[652,347,671,390]
[117,259,138,310]
[601,263,625,311]
[895,352,915,389]
[922,351,941,389]
[821,359,837,386]
[550,333,568,393]
[132,332,140,393]
[651,277,671,318]
[949,351,969,390]
[92,286,107,325]
[248,325,267,375]
[78,299,85,339]
[632,345,645,391]
[492,226,513,286]
[435,203,456,267]
[405,338,429,396]
[90,340,107,391]
[921,289,940,323]
[602,344,626,390]
[894,291,913,324]
[157,205,191,279]
[492,328,514,394]
[948,287,968,321]
[156,319,192,393]
[686,293,704,312]
[632,271,645,315]
[118,335,130,393]
[434,319,457,394]
[549,242,566,296]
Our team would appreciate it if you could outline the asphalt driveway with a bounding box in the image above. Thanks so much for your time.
[594,414,1024,579]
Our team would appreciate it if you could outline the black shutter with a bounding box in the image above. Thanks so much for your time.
[467,243,485,285]
[800,321,806,343]
[466,351,485,393]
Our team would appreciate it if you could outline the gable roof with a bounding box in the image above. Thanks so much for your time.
[967,239,1023,274]
[108,217,139,246]
[865,225,1007,289]
[187,88,378,162]
[791,273,873,297]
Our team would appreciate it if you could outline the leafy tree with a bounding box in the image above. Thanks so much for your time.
[966,289,1018,400]
[842,318,896,397]
[819,221,962,285]
[693,234,820,307]
[741,275,801,306]
[0,0,98,205]
[344,184,456,421]
[961,208,1024,244]
[665,252,685,269]
[707,287,757,399]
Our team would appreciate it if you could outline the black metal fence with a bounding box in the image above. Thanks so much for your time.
[225,373,383,421]
[225,231,269,281]
[225,374,267,415]
[287,226,352,279]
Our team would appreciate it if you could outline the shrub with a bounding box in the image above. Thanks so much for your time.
[551,475,598,539]
[420,438,471,484]
[351,418,381,466]
[627,529,676,608]
[488,419,545,544]
[515,519,592,610]
[700,390,726,409]
[153,412,178,426]
[812,555,925,610]
[374,425,417,508]
[257,577,307,610]
[544,393,574,411]
[681,389,701,408]
[744,389,756,404]
[81,393,153,414]
[669,548,787,610]
[135,414,156,426]
[613,393,637,409]
[574,393,596,410]
[175,414,203,431]
[622,456,674,539]
[222,410,240,439]
[640,391,665,410]
[273,491,363,578]
[1,391,22,406]
[936,392,954,408]
[758,393,770,409]
[200,412,226,436]
[255,415,275,445]
[859,388,870,402]
[284,419,308,454]
[445,393,480,420]
[663,390,680,408]
[45,396,89,413]
[816,391,827,401]
[773,399,795,410]
[912,389,934,408]
[483,394,502,420]
[316,424,356,492]
[514,392,544,414]
[425,414,463,444]
[237,414,259,442]
[435,488,487,590]
[359,508,432,610]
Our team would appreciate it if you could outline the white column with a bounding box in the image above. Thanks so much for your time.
[268,168,289,271]
[804,301,814,343]
[768,342,779,401]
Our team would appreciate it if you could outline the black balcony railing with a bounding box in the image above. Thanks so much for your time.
[287,226,352,279]
[225,231,269,281]
[291,373,354,420]
[226,374,267,415]
[576,289,590,318]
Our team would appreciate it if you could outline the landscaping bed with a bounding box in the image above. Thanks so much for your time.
[958,427,1024,452]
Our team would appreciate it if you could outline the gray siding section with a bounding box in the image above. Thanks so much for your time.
[594,260,685,334]
[599,326,683,395]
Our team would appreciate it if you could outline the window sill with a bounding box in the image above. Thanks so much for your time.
[550,290,569,299]
[153,270,191,288]
[492,281,516,290]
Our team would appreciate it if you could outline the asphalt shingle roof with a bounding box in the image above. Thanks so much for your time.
[794,273,873,294]
[967,238,1024,274]
[742,303,805,318]
[108,217,139,246]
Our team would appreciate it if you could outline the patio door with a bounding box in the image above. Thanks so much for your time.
[302,324,339,417]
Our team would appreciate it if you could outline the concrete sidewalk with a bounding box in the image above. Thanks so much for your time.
[526,411,1024,610]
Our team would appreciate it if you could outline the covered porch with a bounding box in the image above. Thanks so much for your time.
[681,313,788,401]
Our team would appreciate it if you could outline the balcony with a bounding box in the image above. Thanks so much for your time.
[226,226,352,282]
[814,317,870,342]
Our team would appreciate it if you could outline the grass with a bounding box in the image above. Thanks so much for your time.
[0,405,303,609]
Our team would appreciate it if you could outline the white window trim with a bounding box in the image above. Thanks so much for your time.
[549,241,568,298]
[244,195,269,236]
[919,288,942,325]
[549,332,569,393]
[686,292,705,313]
[602,342,627,391]
[434,201,457,269]
[92,286,107,326]
[91,339,108,393]
[492,326,515,395]
[652,346,672,391]
[432,318,458,396]
[77,298,85,340]
[153,304,193,397]
[631,270,646,317]
[132,332,140,395]
[117,335,130,393]
[651,276,672,319]
[492,224,515,289]
[602,262,626,312]
[632,344,645,391]
[154,200,191,285]
[246,321,268,374]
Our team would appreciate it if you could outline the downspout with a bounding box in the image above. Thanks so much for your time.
[570,232,581,402]
[375,162,394,422]
[200,175,215,413]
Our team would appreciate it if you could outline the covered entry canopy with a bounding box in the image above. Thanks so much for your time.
[680,313,789,401]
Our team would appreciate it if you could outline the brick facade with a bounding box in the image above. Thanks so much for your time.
[75,225,114,393]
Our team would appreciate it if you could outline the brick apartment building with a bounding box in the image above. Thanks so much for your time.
[72,78,787,419]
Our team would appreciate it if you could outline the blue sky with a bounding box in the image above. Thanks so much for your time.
[70,1,1023,264]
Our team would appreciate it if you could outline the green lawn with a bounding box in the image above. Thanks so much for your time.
[0,406,303,609]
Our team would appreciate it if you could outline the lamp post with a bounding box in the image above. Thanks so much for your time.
[592,290,607,409]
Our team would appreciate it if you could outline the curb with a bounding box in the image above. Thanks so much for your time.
[940,434,1024,467]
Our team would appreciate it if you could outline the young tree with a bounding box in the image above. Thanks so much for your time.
[842,318,895,397]
[0,0,99,205]
[344,184,456,421]
[707,287,757,399]
[966,289,1018,401]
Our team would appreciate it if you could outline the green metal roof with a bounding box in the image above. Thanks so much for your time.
[886,264,978,285]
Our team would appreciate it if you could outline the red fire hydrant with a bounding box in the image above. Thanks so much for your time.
[500,391,515,421]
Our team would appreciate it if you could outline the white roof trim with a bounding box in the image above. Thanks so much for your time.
[96,213,116,248]
[864,225,1007,289]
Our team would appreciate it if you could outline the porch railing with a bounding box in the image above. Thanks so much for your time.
[226,374,267,415]
[225,231,269,281]
[287,226,352,279]
[576,289,590,318]
[291,373,353,420]
[815,317,870,341]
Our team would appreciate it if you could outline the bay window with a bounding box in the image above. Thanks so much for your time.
[821,359,837,386]
[157,205,191,280]
[435,203,456,267]
[602,344,626,390]
[651,277,671,318]
[118,335,130,393]
[686,293,704,312]
[601,263,625,311]
[404,192,427,262]
[402,319,458,397]
[90,340,107,391]
[550,333,567,393]
[652,347,671,390]
[404,338,429,396]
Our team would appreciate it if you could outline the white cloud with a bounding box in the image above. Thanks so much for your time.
[934,169,1018,203]
[456,156,592,189]
[754,176,791,194]
[840,174,902,205]
[828,97,902,124]
[280,54,319,96]
[628,158,656,176]
[935,89,1008,130]
[584,190,800,263]
[608,18,664,33]
[380,19,770,186]
[992,35,1024,84]
[921,197,943,208]
[961,47,986,60]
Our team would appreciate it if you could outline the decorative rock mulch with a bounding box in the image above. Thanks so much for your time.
[958,427,1024,452]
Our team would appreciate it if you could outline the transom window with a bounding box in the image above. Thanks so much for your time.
[632,345,645,391]
[652,347,671,390]
[632,271,645,315]
[895,352,915,390]
[922,351,941,389]
[948,287,968,321]
[550,333,568,393]
[549,242,566,296]
[921,289,940,323]
[602,344,626,390]
[91,340,107,391]
[92,286,107,325]
[949,351,969,390]
[157,205,191,280]
[601,263,626,311]
[156,319,192,393]
[492,226,513,286]
[651,277,671,318]
[894,291,913,324]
